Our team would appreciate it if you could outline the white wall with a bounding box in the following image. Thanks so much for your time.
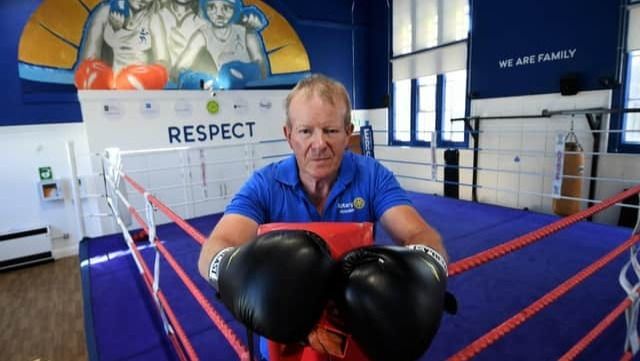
[0,90,295,258]
[0,123,93,258]
[355,89,640,226]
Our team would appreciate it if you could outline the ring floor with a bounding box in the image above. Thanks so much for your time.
[80,192,635,360]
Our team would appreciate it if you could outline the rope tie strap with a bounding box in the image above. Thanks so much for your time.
[106,189,197,360]
[620,244,640,356]
[123,173,207,245]
[116,169,250,361]
[562,244,640,360]
[558,298,634,361]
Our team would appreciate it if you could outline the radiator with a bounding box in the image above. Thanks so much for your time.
[0,226,53,270]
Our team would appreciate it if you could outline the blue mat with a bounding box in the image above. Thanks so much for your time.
[80,193,635,360]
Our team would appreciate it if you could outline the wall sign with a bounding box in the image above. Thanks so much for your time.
[469,0,622,99]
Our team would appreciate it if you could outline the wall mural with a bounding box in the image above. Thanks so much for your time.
[18,0,311,90]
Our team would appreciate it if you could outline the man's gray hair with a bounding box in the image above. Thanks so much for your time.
[285,74,352,128]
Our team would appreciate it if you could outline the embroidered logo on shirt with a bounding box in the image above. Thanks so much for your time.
[353,197,366,210]
[337,197,365,214]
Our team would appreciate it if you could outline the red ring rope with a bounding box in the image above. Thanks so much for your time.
[449,184,640,276]
[125,224,199,361]
[127,203,250,361]
[122,174,206,244]
[621,349,635,361]
[119,162,640,361]
[559,297,634,360]
[112,170,250,360]
[447,233,640,361]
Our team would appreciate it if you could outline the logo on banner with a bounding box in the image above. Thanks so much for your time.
[140,100,159,118]
[102,101,124,119]
[259,99,272,110]
[206,100,219,115]
[233,98,249,114]
[174,99,193,117]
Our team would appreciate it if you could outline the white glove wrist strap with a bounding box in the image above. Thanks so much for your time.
[407,244,448,275]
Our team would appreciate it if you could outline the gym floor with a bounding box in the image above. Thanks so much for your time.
[0,257,87,361]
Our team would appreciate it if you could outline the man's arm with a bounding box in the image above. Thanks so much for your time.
[197,213,259,279]
[379,204,448,261]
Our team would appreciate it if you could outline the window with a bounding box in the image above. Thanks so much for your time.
[391,71,468,147]
[417,76,437,142]
[623,51,640,144]
[609,4,640,153]
[392,79,412,142]
[392,0,469,56]
[390,0,469,148]
[442,70,467,143]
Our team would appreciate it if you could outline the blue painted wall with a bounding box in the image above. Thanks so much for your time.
[1,0,389,126]
[1,0,82,126]
[469,0,623,99]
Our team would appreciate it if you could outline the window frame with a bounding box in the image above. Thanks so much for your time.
[609,51,640,154]
[389,74,469,148]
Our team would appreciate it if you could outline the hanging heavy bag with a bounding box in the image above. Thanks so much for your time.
[552,132,584,216]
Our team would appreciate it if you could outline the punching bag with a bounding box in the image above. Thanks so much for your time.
[552,132,584,216]
[444,149,459,199]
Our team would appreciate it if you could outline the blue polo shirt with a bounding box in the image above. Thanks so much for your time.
[224,151,412,223]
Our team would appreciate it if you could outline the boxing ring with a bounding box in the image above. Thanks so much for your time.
[78,142,640,361]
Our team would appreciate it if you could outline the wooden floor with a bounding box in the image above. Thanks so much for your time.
[0,257,88,361]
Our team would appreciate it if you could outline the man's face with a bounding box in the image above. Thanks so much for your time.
[129,0,152,11]
[284,93,353,183]
[207,1,235,27]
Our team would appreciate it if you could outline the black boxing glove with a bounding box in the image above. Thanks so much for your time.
[334,245,456,361]
[207,230,335,343]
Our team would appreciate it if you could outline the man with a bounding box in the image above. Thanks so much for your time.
[198,74,448,358]
[198,74,446,279]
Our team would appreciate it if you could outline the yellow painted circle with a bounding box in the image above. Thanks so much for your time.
[207,100,219,114]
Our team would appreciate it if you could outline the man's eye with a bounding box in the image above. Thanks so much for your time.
[299,129,311,134]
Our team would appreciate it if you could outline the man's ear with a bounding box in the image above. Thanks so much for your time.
[283,125,291,142]
[346,123,354,136]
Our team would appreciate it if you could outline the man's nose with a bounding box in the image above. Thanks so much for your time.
[310,130,328,148]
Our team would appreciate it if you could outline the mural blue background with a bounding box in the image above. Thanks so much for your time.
[1,0,389,126]
[469,0,623,99]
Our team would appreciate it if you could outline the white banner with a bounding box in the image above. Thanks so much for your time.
[78,90,289,153]
[552,133,566,198]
